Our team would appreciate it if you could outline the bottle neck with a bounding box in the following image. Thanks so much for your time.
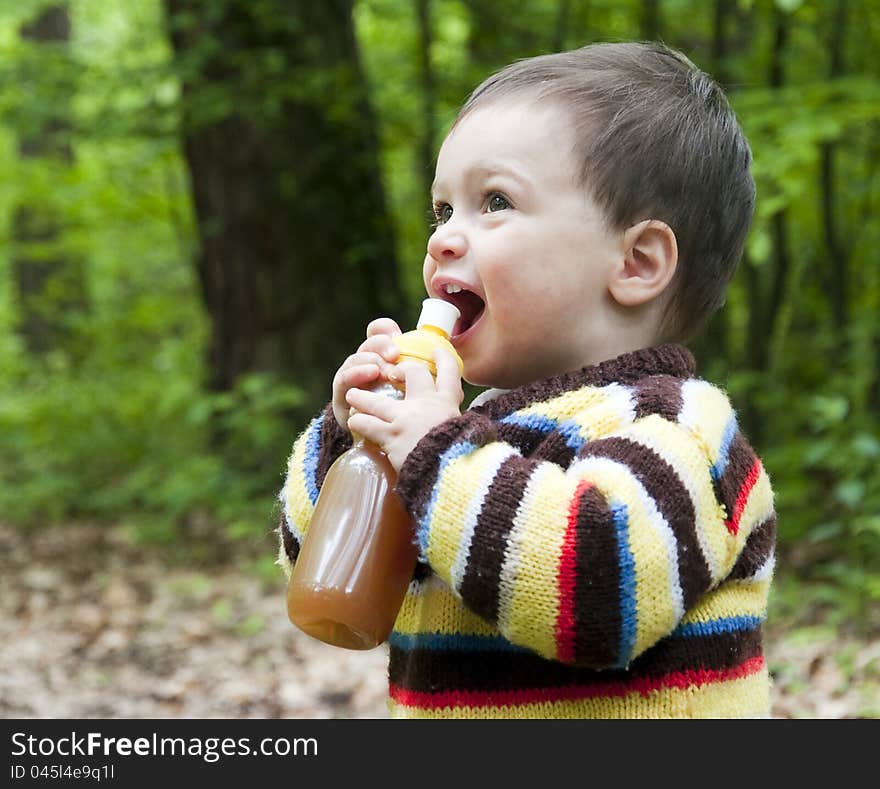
[418,324,447,339]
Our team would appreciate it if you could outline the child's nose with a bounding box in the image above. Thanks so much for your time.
[427,220,467,261]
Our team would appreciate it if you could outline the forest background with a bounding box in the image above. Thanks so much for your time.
[0,0,877,718]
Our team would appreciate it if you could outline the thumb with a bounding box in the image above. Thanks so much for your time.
[434,347,464,404]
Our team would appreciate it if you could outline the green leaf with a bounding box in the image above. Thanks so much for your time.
[808,521,843,543]
[852,433,880,459]
[835,480,865,509]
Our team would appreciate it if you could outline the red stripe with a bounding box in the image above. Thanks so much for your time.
[726,459,763,535]
[554,480,592,663]
[389,655,765,710]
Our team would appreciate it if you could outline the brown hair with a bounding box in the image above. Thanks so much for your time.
[454,41,756,341]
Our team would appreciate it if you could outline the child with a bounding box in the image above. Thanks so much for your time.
[277,41,776,718]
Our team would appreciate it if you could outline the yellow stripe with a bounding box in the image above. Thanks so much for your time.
[388,666,771,719]
[619,415,730,584]
[424,447,501,578]
[514,382,634,439]
[681,578,771,625]
[393,576,497,637]
[569,455,678,657]
[276,539,293,578]
[499,462,570,660]
[514,384,619,421]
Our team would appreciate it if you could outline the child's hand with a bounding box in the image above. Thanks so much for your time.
[346,346,463,473]
[332,317,402,431]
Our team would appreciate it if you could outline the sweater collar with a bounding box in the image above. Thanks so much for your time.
[468,343,696,418]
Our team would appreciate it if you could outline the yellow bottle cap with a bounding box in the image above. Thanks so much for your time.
[393,299,464,377]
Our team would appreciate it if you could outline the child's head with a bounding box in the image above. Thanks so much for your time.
[424,41,755,389]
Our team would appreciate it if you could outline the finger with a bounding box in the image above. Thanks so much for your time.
[434,347,463,399]
[346,387,399,421]
[340,350,386,371]
[366,317,402,339]
[357,334,401,364]
[346,411,388,445]
[399,361,435,396]
[336,363,381,392]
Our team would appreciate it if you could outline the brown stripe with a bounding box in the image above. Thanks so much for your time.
[571,484,621,667]
[412,560,432,582]
[497,421,551,457]
[279,509,300,564]
[578,436,711,609]
[729,514,776,580]
[714,431,757,527]
[497,421,577,467]
[315,404,352,490]
[533,430,577,468]
[458,455,536,625]
[388,627,763,693]
[632,375,684,421]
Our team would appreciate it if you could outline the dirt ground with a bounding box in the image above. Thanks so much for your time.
[1,520,876,719]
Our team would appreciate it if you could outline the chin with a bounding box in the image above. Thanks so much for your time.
[465,366,516,391]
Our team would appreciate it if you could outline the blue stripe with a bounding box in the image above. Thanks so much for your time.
[611,502,638,668]
[673,615,763,638]
[556,419,587,453]
[415,441,478,558]
[303,413,324,505]
[501,412,586,453]
[500,412,557,433]
[711,415,739,481]
[389,632,530,653]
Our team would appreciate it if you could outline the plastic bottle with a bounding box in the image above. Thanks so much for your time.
[287,298,463,650]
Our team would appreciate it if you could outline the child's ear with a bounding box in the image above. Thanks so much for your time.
[608,219,678,307]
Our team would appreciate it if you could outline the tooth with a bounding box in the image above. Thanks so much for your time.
[445,284,462,294]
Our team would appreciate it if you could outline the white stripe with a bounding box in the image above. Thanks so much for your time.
[450,444,520,593]
[677,378,707,434]
[603,381,638,428]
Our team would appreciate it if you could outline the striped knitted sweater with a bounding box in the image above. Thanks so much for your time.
[277,344,777,718]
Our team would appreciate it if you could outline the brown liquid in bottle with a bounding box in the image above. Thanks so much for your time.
[286,437,417,650]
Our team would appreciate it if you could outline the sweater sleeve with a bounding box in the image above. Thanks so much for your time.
[395,384,775,670]
[276,403,352,578]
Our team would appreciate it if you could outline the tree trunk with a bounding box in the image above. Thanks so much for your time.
[416,0,436,219]
[690,0,735,374]
[819,0,849,337]
[164,0,404,416]
[640,0,662,40]
[467,0,544,69]
[741,4,791,443]
[12,4,85,356]
[552,0,572,52]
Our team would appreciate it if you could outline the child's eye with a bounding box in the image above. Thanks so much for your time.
[486,193,510,213]
[431,202,453,227]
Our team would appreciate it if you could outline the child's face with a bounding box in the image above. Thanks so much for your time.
[423,99,624,389]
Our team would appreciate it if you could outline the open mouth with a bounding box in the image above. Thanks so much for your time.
[441,287,485,339]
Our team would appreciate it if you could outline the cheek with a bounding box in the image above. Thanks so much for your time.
[422,255,435,291]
